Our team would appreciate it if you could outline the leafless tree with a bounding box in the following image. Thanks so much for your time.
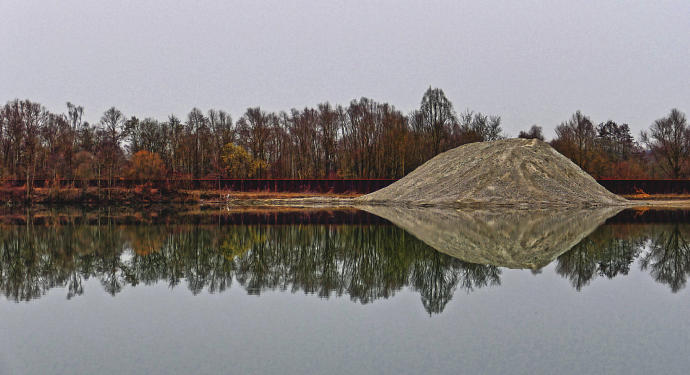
[420,87,456,155]
[642,109,690,178]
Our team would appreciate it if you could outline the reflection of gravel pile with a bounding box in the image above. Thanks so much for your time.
[362,205,623,269]
[358,138,628,207]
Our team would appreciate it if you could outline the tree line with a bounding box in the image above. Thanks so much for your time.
[0,87,503,185]
[1,88,689,186]
[523,108,690,179]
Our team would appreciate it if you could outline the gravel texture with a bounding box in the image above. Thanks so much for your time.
[357,138,629,208]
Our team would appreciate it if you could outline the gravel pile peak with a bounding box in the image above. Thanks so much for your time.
[358,138,628,207]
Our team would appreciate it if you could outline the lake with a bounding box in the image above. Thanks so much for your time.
[1,206,689,374]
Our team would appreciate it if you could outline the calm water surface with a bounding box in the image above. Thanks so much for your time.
[1,207,689,374]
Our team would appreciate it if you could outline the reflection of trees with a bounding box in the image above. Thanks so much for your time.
[641,225,690,292]
[556,238,600,291]
[556,226,645,290]
[557,223,690,293]
[8,220,690,308]
[411,252,500,314]
[231,226,500,314]
[0,223,500,314]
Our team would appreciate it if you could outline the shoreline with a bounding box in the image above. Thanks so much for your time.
[4,186,690,209]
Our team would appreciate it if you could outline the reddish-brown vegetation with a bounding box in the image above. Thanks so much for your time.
[0,93,688,207]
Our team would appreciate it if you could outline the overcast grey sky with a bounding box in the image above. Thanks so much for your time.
[1,0,689,138]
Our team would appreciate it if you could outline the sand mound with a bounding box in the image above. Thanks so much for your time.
[358,138,628,207]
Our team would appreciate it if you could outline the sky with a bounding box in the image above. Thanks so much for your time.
[1,0,689,139]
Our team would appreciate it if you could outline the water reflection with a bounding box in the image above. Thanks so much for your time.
[0,222,499,314]
[555,225,646,290]
[363,205,690,293]
[360,205,622,269]
[641,225,690,292]
[557,222,690,292]
[2,208,690,314]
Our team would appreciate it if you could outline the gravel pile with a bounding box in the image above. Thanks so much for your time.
[358,138,628,207]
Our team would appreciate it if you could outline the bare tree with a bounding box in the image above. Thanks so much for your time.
[457,110,504,143]
[642,109,690,178]
[165,115,183,175]
[99,107,125,194]
[185,108,208,178]
[317,103,339,177]
[236,107,275,177]
[65,102,84,178]
[208,109,234,172]
[22,101,45,199]
[552,111,596,171]
[420,87,456,154]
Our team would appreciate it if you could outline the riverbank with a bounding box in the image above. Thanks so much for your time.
[0,186,362,207]
[5,185,690,209]
[218,195,690,210]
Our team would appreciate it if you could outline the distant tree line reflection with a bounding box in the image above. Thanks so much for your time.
[0,223,500,314]
[2,222,690,313]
